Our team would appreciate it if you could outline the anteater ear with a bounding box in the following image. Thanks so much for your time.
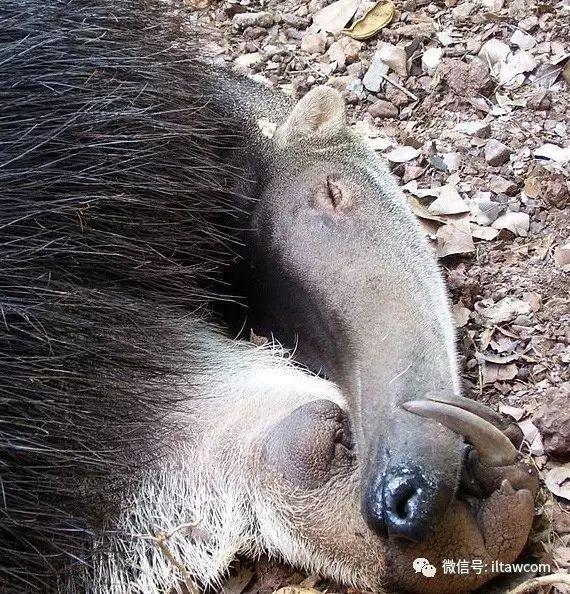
[277,86,346,146]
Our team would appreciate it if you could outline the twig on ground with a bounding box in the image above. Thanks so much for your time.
[380,73,419,101]
[507,573,570,594]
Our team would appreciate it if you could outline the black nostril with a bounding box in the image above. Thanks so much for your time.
[363,465,440,542]
[392,484,415,519]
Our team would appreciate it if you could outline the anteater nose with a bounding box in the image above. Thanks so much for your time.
[363,465,438,542]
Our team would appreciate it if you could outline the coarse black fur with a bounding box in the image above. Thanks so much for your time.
[0,1,258,590]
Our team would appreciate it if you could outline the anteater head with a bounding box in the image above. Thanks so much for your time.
[240,86,536,590]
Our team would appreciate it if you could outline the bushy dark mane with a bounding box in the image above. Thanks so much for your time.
[0,1,249,589]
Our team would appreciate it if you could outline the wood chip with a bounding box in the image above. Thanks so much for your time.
[343,0,395,40]
[313,0,361,34]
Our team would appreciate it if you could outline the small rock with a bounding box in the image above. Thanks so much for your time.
[489,175,518,195]
[484,139,513,166]
[393,22,436,39]
[466,38,482,54]
[376,42,408,78]
[470,192,501,225]
[385,75,411,106]
[533,384,570,460]
[554,244,570,272]
[429,155,448,172]
[478,39,511,66]
[492,211,530,236]
[245,26,270,40]
[368,99,398,118]
[327,41,346,69]
[455,120,492,138]
[442,152,461,172]
[232,11,274,29]
[508,0,532,19]
[437,32,454,47]
[263,45,287,58]
[534,143,570,165]
[340,37,362,63]
[346,63,363,79]
[440,58,493,97]
[281,12,308,29]
[234,52,263,69]
[511,29,536,50]
[527,90,550,110]
[363,51,389,92]
[345,78,364,94]
[482,0,504,10]
[422,47,443,75]
[518,15,539,32]
[452,2,475,22]
[300,33,327,54]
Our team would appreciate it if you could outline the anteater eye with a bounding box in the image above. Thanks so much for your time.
[326,176,344,208]
[312,175,353,213]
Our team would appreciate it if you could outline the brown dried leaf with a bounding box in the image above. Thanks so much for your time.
[436,216,475,257]
[273,589,324,594]
[385,145,420,163]
[544,464,570,501]
[250,329,269,346]
[298,575,321,589]
[554,244,570,272]
[428,185,470,215]
[402,181,441,198]
[553,546,570,569]
[471,224,500,241]
[452,303,471,327]
[476,296,532,325]
[483,361,518,384]
[522,291,542,312]
[563,58,570,86]
[492,212,530,237]
[518,419,545,456]
[479,327,495,350]
[478,352,519,364]
[498,404,526,421]
[406,196,446,223]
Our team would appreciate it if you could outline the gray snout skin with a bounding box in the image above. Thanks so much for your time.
[359,407,464,543]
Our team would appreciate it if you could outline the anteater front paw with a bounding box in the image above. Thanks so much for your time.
[262,399,354,489]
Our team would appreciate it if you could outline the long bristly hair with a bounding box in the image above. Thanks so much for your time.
[0,0,252,590]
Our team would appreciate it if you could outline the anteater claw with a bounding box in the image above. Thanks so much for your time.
[403,398,518,467]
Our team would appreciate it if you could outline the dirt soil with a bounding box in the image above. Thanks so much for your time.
[176,0,569,591]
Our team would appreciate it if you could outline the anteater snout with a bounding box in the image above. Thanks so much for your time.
[363,464,442,542]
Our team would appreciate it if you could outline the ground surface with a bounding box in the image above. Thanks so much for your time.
[180,0,569,591]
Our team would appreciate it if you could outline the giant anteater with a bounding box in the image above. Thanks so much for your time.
[0,1,536,592]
